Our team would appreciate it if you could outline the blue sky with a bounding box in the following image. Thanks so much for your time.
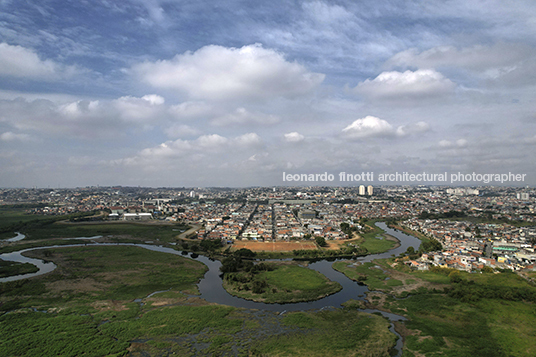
[1,0,536,187]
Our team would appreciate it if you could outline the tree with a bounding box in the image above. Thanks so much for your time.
[481,266,494,273]
[234,248,256,258]
[315,236,327,247]
[449,270,463,283]
[220,256,242,273]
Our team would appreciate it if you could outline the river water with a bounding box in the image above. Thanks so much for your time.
[0,222,421,355]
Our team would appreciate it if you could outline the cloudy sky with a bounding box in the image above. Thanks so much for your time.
[1,0,535,187]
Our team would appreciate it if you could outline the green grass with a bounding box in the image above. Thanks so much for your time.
[0,206,49,233]
[0,260,39,278]
[375,264,536,357]
[252,308,397,356]
[478,299,536,356]
[0,245,207,311]
[0,239,91,254]
[20,221,189,242]
[0,310,129,357]
[0,206,98,239]
[332,261,403,291]
[392,294,522,357]
[98,305,241,342]
[224,263,342,303]
[357,220,398,254]
[0,304,242,357]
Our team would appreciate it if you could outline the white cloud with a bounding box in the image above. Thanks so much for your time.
[59,100,100,118]
[0,95,166,139]
[0,131,31,142]
[141,94,165,105]
[196,134,228,149]
[439,139,468,148]
[113,95,165,122]
[353,69,456,100]
[164,124,200,138]
[342,116,394,138]
[211,107,280,126]
[302,1,354,24]
[456,139,468,147]
[119,132,264,165]
[386,43,532,71]
[0,42,77,79]
[131,43,325,101]
[0,43,57,79]
[396,121,430,137]
[284,132,305,142]
[235,132,263,146]
[168,101,213,120]
[138,139,192,160]
[385,43,536,86]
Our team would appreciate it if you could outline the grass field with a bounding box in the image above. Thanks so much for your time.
[253,308,397,356]
[0,205,190,243]
[340,256,536,357]
[333,261,403,291]
[0,260,39,278]
[20,221,190,242]
[0,206,100,240]
[0,244,398,357]
[223,262,342,303]
[351,220,398,254]
[0,245,207,312]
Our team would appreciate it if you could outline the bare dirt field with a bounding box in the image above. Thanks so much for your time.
[324,236,360,250]
[231,240,318,252]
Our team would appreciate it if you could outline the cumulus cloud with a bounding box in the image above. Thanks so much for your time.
[439,139,468,148]
[342,116,431,140]
[385,43,536,86]
[131,43,325,101]
[113,95,165,122]
[0,95,167,138]
[58,100,100,118]
[235,132,263,146]
[396,121,430,137]
[0,131,31,142]
[284,132,305,142]
[211,107,280,126]
[342,116,394,138]
[164,124,200,138]
[353,69,456,100]
[119,132,264,165]
[168,101,213,120]
[0,42,76,79]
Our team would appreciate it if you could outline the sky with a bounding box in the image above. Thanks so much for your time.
[1,0,536,188]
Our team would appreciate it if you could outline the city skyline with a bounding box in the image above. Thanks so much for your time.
[1,1,536,188]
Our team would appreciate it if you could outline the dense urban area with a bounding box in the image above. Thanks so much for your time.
[2,185,535,272]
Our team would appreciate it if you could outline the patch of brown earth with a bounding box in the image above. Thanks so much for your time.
[324,237,360,250]
[232,240,318,252]
[91,300,129,312]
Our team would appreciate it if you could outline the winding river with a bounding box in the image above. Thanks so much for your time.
[0,222,421,355]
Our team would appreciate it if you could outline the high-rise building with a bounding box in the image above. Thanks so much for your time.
[367,185,373,196]
[359,185,366,195]
[518,192,530,200]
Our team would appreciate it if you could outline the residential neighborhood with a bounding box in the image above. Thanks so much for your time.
[1,185,535,272]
